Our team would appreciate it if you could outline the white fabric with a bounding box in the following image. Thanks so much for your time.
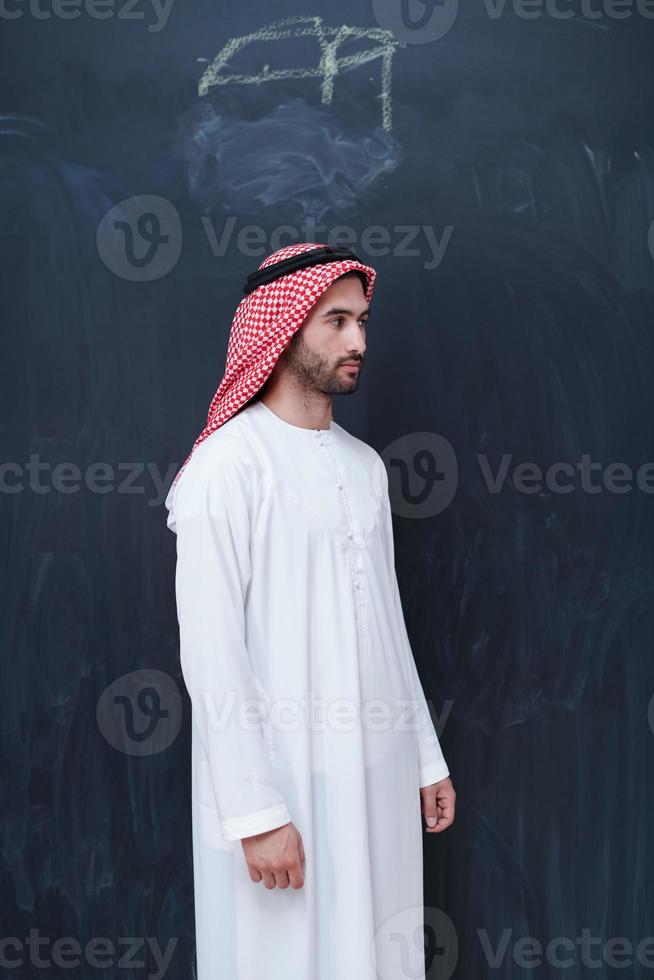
[165,398,449,980]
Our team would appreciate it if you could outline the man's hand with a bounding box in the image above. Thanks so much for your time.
[420,776,456,833]
[242,821,305,889]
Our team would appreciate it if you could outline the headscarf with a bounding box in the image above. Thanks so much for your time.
[169,242,377,500]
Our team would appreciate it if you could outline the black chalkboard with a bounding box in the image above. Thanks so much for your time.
[2,2,654,977]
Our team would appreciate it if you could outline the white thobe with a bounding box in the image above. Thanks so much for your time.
[165,398,449,980]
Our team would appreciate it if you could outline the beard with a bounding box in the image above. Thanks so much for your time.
[282,332,363,395]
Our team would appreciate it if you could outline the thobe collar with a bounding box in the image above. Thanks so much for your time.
[256,401,335,444]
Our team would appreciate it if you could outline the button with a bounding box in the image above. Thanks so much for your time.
[347,530,353,538]
[337,483,343,490]
[354,581,360,589]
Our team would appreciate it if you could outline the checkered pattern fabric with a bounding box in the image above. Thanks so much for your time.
[171,242,377,491]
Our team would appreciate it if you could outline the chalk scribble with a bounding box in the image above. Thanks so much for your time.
[197,15,404,133]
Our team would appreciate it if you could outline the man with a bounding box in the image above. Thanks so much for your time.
[165,242,456,980]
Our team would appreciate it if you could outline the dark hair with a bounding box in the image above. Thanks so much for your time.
[338,270,369,294]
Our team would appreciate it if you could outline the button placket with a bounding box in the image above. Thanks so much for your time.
[318,442,369,635]
[308,430,371,661]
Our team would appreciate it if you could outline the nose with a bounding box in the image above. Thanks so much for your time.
[344,320,366,356]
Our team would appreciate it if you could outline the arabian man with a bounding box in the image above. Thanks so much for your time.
[165,242,456,980]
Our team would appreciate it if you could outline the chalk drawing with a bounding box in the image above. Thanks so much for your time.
[197,15,405,133]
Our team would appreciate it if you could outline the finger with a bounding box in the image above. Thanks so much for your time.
[426,813,454,832]
[422,784,456,832]
[426,798,455,832]
[421,789,438,829]
[248,866,262,883]
[438,793,455,822]
[298,836,305,867]
[275,870,290,889]
[289,861,305,889]
[262,871,276,889]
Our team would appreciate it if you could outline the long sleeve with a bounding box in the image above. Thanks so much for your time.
[375,455,450,789]
[172,447,292,841]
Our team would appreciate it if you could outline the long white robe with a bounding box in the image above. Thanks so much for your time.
[165,398,449,980]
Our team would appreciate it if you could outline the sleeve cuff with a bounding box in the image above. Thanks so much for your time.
[418,761,450,789]
[220,803,292,842]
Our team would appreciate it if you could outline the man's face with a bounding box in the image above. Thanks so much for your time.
[280,273,369,395]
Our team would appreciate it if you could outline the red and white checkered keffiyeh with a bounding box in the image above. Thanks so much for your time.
[169,242,377,496]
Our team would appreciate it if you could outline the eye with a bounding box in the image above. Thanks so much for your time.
[328,316,369,328]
